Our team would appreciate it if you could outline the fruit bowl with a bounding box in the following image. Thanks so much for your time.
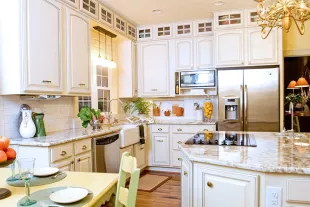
[0,159,15,168]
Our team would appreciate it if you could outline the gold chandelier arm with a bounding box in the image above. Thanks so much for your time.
[292,17,306,35]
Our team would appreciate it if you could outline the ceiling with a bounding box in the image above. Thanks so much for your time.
[100,0,257,25]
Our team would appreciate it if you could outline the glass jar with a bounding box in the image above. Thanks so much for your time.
[203,97,213,122]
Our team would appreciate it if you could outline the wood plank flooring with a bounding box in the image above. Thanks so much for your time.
[136,171,181,207]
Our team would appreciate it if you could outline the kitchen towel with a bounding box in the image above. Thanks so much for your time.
[139,124,145,144]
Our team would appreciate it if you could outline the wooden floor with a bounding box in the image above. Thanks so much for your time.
[136,171,181,207]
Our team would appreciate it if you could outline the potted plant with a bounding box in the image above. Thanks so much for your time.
[123,98,154,117]
[77,105,103,130]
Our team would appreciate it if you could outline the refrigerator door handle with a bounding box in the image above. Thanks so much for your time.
[240,85,243,126]
[244,84,248,131]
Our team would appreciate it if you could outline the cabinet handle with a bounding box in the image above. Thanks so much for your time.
[157,140,164,142]
[151,89,158,91]
[184,171,188,176]
[77,158,81,162]
[177,141,182,144]
[79,83,86,86]
[60,151,67,156]
[71,161,74,164]
[82,145,87,150]
[42,80,52,83]
[241,61,244,65]
[158,128,163,131]
[207,181,213,188]
[178,157,182,161]
[177,128,182,132]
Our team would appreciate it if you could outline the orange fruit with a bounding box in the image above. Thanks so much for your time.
[5,148,16,160]
[0,150,8,163]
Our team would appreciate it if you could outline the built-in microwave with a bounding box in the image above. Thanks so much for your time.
[180,70,216,88]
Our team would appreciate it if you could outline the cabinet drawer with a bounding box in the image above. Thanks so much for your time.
[152,125,170,133]
[74,139,91,155]
[287,179,310,203]
[172,125,216,134]
[50,143,74,163]
[172,134,192,150]
[172,150,182,167]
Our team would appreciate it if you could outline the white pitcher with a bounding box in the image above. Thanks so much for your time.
[19,109,36,138]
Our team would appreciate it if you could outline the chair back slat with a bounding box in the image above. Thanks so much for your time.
[118,187,129,205]
[122,156,136,173]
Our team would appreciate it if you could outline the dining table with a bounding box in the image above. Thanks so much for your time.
[0,168,119,207]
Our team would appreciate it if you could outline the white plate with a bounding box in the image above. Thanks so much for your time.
[49,188,89,204]
[33,167,59,177]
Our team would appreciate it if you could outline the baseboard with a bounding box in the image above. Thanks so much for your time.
[146,166,181,173]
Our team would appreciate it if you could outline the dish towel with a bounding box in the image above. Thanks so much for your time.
[139,124,145,144]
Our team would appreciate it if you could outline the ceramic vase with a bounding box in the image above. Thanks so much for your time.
[19,110,36,138]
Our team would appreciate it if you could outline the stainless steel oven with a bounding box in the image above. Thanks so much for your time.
[180,70,216,88]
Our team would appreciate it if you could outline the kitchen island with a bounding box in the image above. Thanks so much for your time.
[180,131,310,207]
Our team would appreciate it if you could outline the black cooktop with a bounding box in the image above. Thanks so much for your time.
[185,132,257,147]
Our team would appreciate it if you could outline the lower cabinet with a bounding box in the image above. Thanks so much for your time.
[120,145,134,157]
[134,143,146,169]
[193,163,259,207]
[181,154,192,207]
[52,158,75,172]
[74,152,92,172]
[152,133,170,166]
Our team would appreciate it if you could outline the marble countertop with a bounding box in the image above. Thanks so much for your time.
[10,126,122,147]
[180,132,310,175]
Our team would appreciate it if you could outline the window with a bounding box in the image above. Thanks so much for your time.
[78,96,92,111]
[96,66,111,112]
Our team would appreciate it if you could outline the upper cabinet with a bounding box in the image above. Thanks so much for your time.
[138,41,170,97]
[137,27,153,41]
[114,14,126,34]
[195,37,214,69]
[24,0,63,93]
[155,24,173,39]
[214,10,244,30]
[246,27,278,65]
[215,29,244,67]
[61,0,79,8]
[174,22,193,37]
[66,8,91,95]
[127,23,137,40]
[99,4,113,27]
[246,9,259,27]
[80,0,98,19]
[175,39,194,70]
[194,19,213,36]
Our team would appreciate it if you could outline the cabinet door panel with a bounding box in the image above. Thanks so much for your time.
[139,41,170,96]
[215,30,244,67]
[134,143,146,169]
[152,133,170,166]
[181,155,192,207]
[66,8,91,94]
[52,159,74,172]
[195,37,213,69]
[75,152,92,172]
[25,0,62,93]
[176,39,193,70]
[247,28,277,65]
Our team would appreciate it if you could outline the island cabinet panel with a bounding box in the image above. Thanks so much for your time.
[181,154,193,207]
[152,133,170,166]
[193,164,258,207]
[52,158,74,172]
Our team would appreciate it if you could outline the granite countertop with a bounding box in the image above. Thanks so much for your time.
[180,132,310,175]
[151,119,217,125]
[10,126,122,147]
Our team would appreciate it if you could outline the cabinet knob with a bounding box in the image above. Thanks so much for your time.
[177,128,182,132]
[71,161,74,164]
[82,145,87,150]
[42,80,52,83]
[77,158,81,162]
[79,83,86,86]
[184,171,188,176]
[151,89,158,91]
[157,140,164,142]
[241,61,244,65]
[178,157,182,161]
[207,181,213,188]
[177,141,182,144]
[60,151,67,156]
[158,128,162,131]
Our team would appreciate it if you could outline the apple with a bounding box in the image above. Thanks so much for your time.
[0,150,7,163]
[5,148,16,160]
[0,137,10,150]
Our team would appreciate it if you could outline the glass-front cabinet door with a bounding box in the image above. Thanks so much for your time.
[80,0,98,19]
[99,4,113,27]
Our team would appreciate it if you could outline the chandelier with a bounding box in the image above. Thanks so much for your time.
[255,0,310,39]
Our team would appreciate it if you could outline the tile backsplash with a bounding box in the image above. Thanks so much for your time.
[0,95,75,138]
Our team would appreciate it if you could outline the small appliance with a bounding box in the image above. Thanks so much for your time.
[180,70,216,88]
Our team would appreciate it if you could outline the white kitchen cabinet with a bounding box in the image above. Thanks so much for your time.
[246,9,259,27]
[215,29,244,67]
[137,26,153,41]
[74,152,92,172]
[127,23,137,40]
[155,24,173,39]
[214,10,244,30]
[174,22,193,37]
[246,27,278,65]
[52,159,75,172]
[134,143,146,169]
[194,164,258,207]
[99,4,113,27]
[24,0,63,93]
[66,8,91,95]
[80,0,98,19]
[194,19,213,36]
[138,41,170,97]
[181,154,192,207]
[175,39,194,70]
[152,133,170,166]
[195,37,214,69]
[118,40,137,98]
[61,0,79,8]
[114,14,126,34]
[120,145,134,157]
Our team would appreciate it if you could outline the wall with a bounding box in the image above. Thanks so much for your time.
[0,95,74,138]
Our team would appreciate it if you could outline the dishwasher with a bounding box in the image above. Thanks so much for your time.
[92,132,120,173]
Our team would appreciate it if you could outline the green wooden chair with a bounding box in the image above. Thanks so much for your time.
[103,152,140,207]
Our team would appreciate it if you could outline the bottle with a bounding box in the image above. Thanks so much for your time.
[203,96,213,122]
[175,79,180,95]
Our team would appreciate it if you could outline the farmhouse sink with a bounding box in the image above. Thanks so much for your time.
[119,125,140,148]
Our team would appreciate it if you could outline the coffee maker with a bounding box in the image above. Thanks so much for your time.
[224,96,239,121]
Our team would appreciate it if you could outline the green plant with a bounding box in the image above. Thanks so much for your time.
[77,105,101,128]
[123,98,154,115]
[285,93,302,107]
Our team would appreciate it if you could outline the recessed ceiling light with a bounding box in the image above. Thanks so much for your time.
[152,9,162,14]
[213,0,225,6]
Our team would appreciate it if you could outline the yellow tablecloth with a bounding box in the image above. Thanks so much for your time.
[0,168,118,207]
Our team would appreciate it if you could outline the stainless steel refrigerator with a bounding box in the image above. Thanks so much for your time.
[218,67,280,132]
